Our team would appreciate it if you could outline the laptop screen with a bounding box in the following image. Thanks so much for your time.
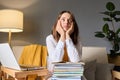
[0,43,21,70]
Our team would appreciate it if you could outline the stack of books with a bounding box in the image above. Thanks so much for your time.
[51,62,84,80]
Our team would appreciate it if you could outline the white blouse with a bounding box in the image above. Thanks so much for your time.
[46,34,82,71]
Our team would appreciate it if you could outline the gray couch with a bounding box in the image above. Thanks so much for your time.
[81,47,114,80]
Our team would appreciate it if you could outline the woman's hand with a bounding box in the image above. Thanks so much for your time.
[66,22,74,39]
[56,20,65,36]
[66,22,74,35]
[56,20,66,41]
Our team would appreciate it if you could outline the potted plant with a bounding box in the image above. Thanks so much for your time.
[95,2,120,58]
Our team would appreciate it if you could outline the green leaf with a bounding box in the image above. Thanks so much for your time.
[110,12,116,18]
[102,23,109,33]
[114,11,120,15]
[114,18,120,22]
[103,18,112,21]
[95,33,105,38]
[106,2,115,11]
[116,28,120,34]
[100,11,110,16]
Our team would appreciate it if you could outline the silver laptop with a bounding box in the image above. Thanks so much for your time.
[0,43,44,71]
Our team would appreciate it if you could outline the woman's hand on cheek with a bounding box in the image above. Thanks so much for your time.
[56,20,66,41]
[66,22,74,35]
[56,20,65,36]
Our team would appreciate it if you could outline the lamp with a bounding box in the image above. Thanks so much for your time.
[0,9,23,44]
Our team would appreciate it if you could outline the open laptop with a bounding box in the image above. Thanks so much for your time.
[0,43,44,71]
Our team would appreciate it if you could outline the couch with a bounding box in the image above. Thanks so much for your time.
[12,46,114,80]
[81,47,114,80]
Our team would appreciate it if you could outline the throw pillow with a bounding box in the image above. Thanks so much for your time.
[84,60,96,80]
[95,63,114,80]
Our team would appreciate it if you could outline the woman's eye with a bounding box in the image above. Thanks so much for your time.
[60,18,72,23]
[68,19,72,23]
[61,19,65,21]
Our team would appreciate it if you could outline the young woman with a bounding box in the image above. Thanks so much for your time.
[46,10,82,72]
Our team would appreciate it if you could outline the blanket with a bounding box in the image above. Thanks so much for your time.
[19,44,48,80]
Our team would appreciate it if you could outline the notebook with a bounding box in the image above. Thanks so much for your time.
[0,43,44,71]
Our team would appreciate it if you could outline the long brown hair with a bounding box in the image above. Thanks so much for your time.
[52,10,79,45]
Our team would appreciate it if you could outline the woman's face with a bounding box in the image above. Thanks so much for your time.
[59,12,73,31]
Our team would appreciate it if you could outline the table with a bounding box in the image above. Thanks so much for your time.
[112,70,120,80]
[112,65,120,80]
[1,66,49,80]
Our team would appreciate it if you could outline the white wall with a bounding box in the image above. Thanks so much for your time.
[0,0,120,51]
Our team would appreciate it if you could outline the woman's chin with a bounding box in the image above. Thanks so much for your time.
[63,29,68,32]
[64,30,67,32]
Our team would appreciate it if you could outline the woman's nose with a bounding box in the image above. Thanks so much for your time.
[65,20,69,24]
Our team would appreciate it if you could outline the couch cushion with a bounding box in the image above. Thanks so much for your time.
[95,63,114,80]
[84,60,96,80]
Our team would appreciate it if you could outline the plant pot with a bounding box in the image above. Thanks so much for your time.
[108,54,120,66]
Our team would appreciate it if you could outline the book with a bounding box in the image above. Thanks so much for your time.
[51,62,84,79]
[51,76,81,80]
[52,62,85,66]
